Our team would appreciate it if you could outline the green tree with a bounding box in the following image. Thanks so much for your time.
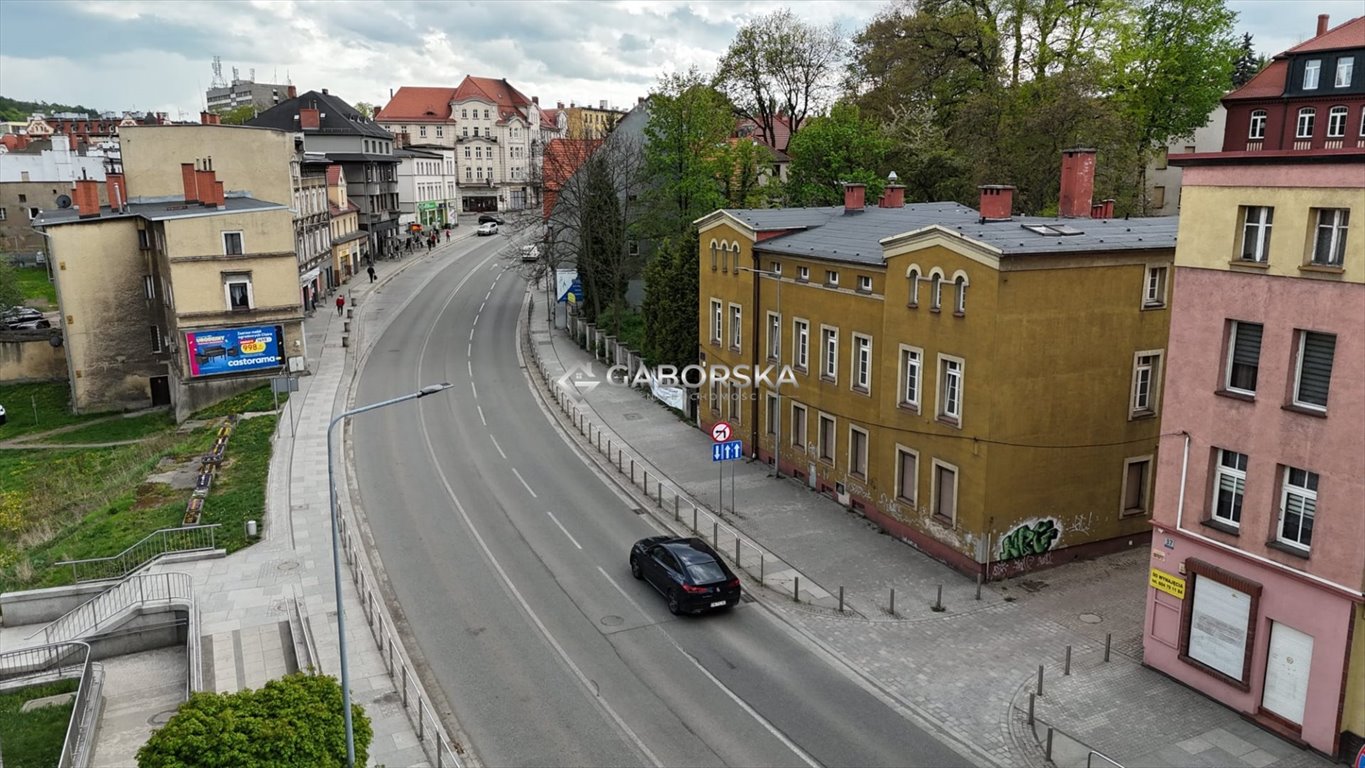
[1231,32,1262,87]
[353,102,377,119]
[216,105,257,125]
[136,674,372,768]
[641,233,700,370]
[1108,0,1238,213]
[717,137,772,209]
[641,68,733,242]
[785,102,892,207]
[0,260,24,310]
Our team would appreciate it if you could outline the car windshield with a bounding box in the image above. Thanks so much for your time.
[687,561,727,584]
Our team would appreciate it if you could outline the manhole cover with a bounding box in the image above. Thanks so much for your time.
[623,413,642,421]
[600,615,624,627]
[278,561,300,571]
[1079,613,1103,624]
[148,709,178,726]
[1019,579,1048,593]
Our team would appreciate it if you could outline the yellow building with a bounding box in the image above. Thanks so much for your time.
[563,102,625,140]
[34,126,303,420]
[696,152,1177,578]
[326,164,365,282]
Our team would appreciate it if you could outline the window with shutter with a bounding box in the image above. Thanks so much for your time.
[1294,331,1335,409]
[1224,321,1262,394]
[896,448,917,504]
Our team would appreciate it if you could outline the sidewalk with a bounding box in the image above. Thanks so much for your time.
[523,300,1335,768]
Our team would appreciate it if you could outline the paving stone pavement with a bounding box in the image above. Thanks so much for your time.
[525,302,1337,768]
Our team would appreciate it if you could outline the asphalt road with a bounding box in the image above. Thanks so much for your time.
[352,232,972,768]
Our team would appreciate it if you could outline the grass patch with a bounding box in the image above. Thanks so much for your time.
[41,410,176,445]
[191,384,287,419]
[0,677,79,768]
[0,382,109,442]
[595,305,645,353]
[12,267,58,308]
[200,415,277,553]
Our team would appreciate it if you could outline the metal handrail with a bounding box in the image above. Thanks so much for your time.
[26,572,194,646]
[0,641,98,768]
[1088,749,1125,768]
[55,524,220,583]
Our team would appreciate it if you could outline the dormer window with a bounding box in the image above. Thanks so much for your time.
[1335,57,1354,88]
[1303,59,1321,90]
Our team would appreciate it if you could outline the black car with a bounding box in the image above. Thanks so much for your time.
[630,536,741,615]
[478,214,505,225]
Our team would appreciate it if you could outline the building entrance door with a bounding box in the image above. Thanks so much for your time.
[1261,621,1313,725]
[150,376,171,406]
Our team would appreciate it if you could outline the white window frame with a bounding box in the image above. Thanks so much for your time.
[1292,330,1336,411]
[766,393,778,436]
[150,325,162,353]
[1336,56,1355,88]
[1130,350,1162,417]
[1311,208,1349,266]
[817,412,836,464]
[931,459,959,526]
[1248,110,1267,140]
[710,380,720,414]
[953,275,968,314]
[937,354,964,425]
[899,345,922,410]
[223,273,254,311]
[797,265,809,282]
[710,299,722,344]
[729,303,743,351]
[766,311,781,361]
[1212,448,1248,527]
[222,230,244,256]
[852,333,872,393]
[930,273,943,310]
[1143,265,1168,308]
[1277,467,1318,551]
[1120,455,1153,518]
[731,244,739,274]
[710,240,718,271]
[826,270,839,287]
[907,267,921,306]
[1239,206,1273,262]
[793,319,809,371]
[848,425,869,479]
[771,261,782,276]
[857,275,872,292]
[1303,59,1321,90]
[143,275,155,300]
[1327,106,1348,138]
[1296,107,1315,139]
[819,325,839,382]
[894,445,919,505]
[791,402,807,448]
[1224,320,1263,395]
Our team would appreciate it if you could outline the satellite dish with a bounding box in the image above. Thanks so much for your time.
[56,195,72,209]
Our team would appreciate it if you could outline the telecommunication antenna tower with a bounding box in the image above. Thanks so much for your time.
[210,56,227,88]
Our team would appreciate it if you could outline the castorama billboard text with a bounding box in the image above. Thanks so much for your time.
[185,325,284,378]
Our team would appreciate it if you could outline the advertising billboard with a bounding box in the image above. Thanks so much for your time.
[185,325,284,378]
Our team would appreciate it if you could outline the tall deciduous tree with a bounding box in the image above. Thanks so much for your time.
[1108,0,1238,213]
[785,102,892,207]
[641,68,733,242]
[715,8,845,153]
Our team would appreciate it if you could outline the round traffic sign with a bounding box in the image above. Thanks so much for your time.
[711,422,732,443]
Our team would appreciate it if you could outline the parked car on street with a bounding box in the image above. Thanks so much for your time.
[477,222,498,236]
[630,536,741,615]
[478,214,505,225]
[3,307,43,327]
[6,318,51,330]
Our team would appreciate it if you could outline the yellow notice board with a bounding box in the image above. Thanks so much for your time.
[1150,568,1187,599]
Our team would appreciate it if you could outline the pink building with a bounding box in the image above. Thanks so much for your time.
[1144,17,1365,759]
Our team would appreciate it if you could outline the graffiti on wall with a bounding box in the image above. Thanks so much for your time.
[997,517,1062,561]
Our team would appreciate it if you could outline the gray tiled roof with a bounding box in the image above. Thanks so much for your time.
[248,90,393,139]
[33,196,286,227]
[725,203,1179,264]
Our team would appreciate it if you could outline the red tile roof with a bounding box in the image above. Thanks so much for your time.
[736,114,795,152]
[452,76,533,110]
[541,108,560,129]
[1284,15,1364,54]
[325,164,344,186]
[1224,59,1290,100]
[376,87,457,122]
[542,138,602,220]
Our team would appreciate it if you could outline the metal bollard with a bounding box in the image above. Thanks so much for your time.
[402,666,409,707]
[417,693,424,739]
[933,584,944,612]
[1105,632,1112,662]
[608,438,612,456]
[1045,727,1054,762]
[889,587,896,616]
[657,482,663,506]
[1037,664,1044,696]
[1064,645,1072,676]
[713,521,718,545]
[793,576,800,602]
[617,450,622,472]
[838,586,845,613]
[760,553,765,585]
[674,494,680,521]
[735,538,741,567]
[976,573,983,601]
[630,458,635,484]
[1027,692,1035,725]
[692,505,698,533]
[643,469,648,492]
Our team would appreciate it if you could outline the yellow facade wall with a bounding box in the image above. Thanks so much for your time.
[1343,605,1365,750]
[119,125,295,205]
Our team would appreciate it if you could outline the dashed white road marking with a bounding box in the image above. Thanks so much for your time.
[478,405,487,426]
[473,314,479,328]
[471,381,479,398]
[469,328,475,342]
[480,301,487,312]
[490,435,508,459]
[511,467,538,498]
[467,343,472,357]
[546,511,583,550]
[467,360,473,377]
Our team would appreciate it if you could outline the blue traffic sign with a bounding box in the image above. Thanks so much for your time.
[712,440,744,462]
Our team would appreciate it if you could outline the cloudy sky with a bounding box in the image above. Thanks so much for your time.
[1,0,1360,119]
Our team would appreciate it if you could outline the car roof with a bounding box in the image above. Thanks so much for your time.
[663,539,718,565]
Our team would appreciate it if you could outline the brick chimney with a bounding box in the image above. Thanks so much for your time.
[1090,198,1116,219]
[880,184,906,208]
[106,172,127,211]
[1317,14,1330,36]
[74,178,101,218]
[214,180,226,208]
[978,185,1015,220]
[287,85,297,99]
[196,168,216,207]
[532,96,539,105]
[200,111,221,125]
[557,101,565,110]
[181,163,200,203]
[299,107,321,130]
[1058,149,1097,218]
[843,182,866,213]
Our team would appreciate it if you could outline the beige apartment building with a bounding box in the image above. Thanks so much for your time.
[34,125,304,419]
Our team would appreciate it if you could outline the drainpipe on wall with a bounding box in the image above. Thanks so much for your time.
[750,246,761,459]
[1170,431,1362,600]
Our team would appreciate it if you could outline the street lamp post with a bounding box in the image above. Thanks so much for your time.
[326,382,453,767]
[740,267,782,478]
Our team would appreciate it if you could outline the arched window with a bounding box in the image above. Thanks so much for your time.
[1296,107,1316,139]
[954,275,968,315]
[930,274,942,310]
[710,240,719,271]
[1327,106,1348,138]
[1248,109,1267,140]
[731,243,740,273]
[907,268,920,307]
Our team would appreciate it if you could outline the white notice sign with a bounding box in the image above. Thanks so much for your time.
[1187,575,1252,681]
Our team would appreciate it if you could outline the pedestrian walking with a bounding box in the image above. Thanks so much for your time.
[336,295,345,316]
[445,228,451,242]
[367,265,377,282]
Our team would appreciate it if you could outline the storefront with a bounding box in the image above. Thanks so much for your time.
[461,193,498,213]
[418,200,448,228]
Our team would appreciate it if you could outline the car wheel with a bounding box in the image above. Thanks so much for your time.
[666,590,682,616]
[630,555,642,580]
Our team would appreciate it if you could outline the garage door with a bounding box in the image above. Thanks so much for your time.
[1261,621,1314,725]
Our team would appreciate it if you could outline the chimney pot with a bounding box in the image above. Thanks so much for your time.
[215,180,225,208]
[321,88,329,95]
[1058,148,1097,218]
[1317,14,1329,36]
[75,178,102,218]
[299,107,321,130]
[181,163,199,203]
[978,185,1015,220]
[196,169,216,207]
[533,96,539,105]
[843,182,866,213]
[106,173,127,212]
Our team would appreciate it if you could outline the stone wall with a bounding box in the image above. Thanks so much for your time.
[0,334,68,383]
